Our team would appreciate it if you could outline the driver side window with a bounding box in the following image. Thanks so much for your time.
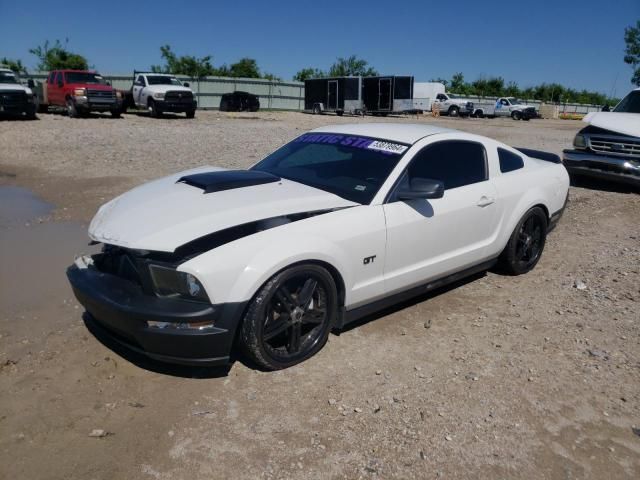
[399,140,487,193]
[135,75,144,86]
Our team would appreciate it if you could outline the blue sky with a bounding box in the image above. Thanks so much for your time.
[1,0,638,96]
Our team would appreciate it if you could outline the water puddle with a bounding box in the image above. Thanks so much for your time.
[0,186,98,316]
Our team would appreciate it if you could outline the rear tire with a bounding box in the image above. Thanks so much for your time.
[312,105,321,115]
[240,264,338,370]
[498,207,548,275]
[475,110,484,118]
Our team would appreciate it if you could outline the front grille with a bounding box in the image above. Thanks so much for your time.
[164,90,193,103]
[87,88,116,104]
[0,90,28,106]
[588,135,640,158]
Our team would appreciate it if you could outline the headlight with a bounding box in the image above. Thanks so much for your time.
[74,88,86,96]
[152,92,165,100]
[573,134,587,149]
[115,91,122,99]
[148,264,209,303]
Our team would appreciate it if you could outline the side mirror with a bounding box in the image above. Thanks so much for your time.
[183,82,190,87]
[397,178,444,201]
[27,79,35,88]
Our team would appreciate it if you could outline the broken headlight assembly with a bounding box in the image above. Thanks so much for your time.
[148,264,209,303]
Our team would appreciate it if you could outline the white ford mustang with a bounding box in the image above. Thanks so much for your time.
[67,123,569,370]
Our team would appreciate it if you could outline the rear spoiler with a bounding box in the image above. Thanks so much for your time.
[515,148,561,164]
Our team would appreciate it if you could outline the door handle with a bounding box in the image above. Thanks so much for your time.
[477,196,495,207]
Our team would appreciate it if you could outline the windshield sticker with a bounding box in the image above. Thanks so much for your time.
[355,185,367,191]
[294,134,407,155]
[366,140,409,155]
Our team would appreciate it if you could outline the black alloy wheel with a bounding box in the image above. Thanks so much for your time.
[499,207,548,275]
[240,264,337,370]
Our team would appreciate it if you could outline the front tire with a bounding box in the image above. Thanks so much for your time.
[148,99,161,118]
[448,106,459,117]
[511,110,522,120]
[498,207,548,275]
[186,109,195,119]
[240,264,338,370]
[66,98,77,118]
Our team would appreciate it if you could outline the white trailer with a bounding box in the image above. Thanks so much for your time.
[412,82,445,112]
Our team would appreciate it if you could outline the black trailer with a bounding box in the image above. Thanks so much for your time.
[304,77,363,116]
[362,76,414,114]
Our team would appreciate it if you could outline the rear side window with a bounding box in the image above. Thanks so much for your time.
[498,148,524,173]
[47,72,55,84]
[407,141,488,190]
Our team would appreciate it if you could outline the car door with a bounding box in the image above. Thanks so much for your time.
[49,71,62,105]
[382,140,498,295]
[132,75,145,107]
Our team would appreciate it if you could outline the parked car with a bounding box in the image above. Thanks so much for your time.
[67,123,569,370]
[130,72,197,118]
[432,92,474,117]
[0,67,37,119]
[473,97,538,120]
[39,70,122,117]
[563,88,640,187]
[219,91,260,112]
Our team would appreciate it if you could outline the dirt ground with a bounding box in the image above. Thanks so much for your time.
[1,111,639,480]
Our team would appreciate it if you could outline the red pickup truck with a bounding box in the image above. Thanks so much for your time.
[41,70,123,117]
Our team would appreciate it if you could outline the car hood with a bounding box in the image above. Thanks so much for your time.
[89,166,358,252]
[582,112,640,138]
[0,83,32,94]
[145,85,192,94]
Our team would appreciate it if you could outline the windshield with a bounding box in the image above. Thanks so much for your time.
[64,72,106,84]
[613,91,640,113]
[507,97,521,105]
[252,133,409,204]
[0,71,18,84]
[146,76,182,86]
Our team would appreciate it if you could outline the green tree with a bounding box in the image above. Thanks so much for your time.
[227,57,261,78]
[29,40,88,71]
[328,55,378,77]
[449,72,466,93]
[151,45,215,80]
[624,20,640,86]
[0,57,27,74]
[293,67,325,82]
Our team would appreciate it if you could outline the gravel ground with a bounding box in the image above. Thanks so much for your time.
[0,111,639,479]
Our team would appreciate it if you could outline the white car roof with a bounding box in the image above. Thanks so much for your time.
[310,123,454,145]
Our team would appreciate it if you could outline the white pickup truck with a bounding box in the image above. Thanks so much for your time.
[130,72,197,118]
[0,67,37,119]
[472,97,538,120]
[432,92,474,117]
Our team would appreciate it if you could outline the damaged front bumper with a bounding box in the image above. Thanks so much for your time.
[66,257,246,366]
[563,149,640,187]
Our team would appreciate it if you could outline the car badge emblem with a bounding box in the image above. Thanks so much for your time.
[611,143,624,152]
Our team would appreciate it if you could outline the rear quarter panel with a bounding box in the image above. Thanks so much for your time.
[487,143,569,258]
